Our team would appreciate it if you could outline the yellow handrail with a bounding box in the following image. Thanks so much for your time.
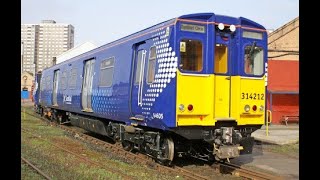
[266,110,272,136]
[267,110,272,124]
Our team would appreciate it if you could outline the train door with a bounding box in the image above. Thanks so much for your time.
[52,69,59,106]
[34,72,42,104]
[214,33,234,119]
[130,40,152,120]
[81,59,95,112]
[39,76,45,104]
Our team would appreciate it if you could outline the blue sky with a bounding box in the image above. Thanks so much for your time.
[22,0,299,47]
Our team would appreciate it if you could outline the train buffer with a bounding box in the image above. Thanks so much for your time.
[281,115,299,126]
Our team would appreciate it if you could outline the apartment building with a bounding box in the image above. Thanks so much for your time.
[21,20,74,74]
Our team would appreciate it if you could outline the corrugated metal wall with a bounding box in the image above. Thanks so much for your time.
[267,60,299,124]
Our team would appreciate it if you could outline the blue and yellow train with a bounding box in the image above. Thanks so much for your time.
[33,13,268,165]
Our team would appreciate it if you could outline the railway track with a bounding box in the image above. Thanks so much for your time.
[211,162,284,180]
[21,156,52,180]
[22,128,134,180]
[22,109,210,180]
[21,108,284,180]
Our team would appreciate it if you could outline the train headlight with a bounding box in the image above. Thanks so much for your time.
[244,105,250,112]
[229,24,236,32]
[260,105,264,112]
[179,104,185,111]
[218,23,224,30]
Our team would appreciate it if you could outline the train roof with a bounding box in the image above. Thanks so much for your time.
[43,12,265,72]
[43,18,176,71]
[178,12,265,30]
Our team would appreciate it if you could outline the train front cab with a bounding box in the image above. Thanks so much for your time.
[174,15,267,161]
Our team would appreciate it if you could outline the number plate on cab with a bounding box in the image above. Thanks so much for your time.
[241,93,264,100]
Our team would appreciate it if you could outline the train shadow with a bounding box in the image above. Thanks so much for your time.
[229,141,270,165]
[172,156,211,167]
[82,131,117,144]
[172,141,270,168]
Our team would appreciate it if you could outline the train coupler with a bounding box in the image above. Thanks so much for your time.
[213,144,241,160]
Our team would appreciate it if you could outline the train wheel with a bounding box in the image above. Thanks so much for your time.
[122,140,133,151]
[157,136,174,165]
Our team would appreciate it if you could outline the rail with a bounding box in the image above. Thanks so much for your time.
[212,162,284,180]
[21,156,52,180]
[21,109,210,180]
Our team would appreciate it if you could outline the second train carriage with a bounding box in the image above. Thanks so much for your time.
[34,13,268,164]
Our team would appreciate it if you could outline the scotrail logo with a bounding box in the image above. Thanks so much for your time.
[63,95,72,104]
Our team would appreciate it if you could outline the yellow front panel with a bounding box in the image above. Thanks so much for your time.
[230,76,241,121]
[176,71,265,126]
[176,71,214,126]
[230,76,266,125]
[214,76,230,118]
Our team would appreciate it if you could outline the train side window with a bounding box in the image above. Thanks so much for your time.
[69,68,77,89]
[244,45,264,75]
[134,50,145,84]
[179,39,203,72]
[214,44,228,74]
[99,57,115,87]
[40,78,45,90]
[46,76,51,90]
[147,46,157,83]
[60,71,68,89]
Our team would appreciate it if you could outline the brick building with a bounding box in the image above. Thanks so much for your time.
[267,17,299,124]
[21,72,34,99]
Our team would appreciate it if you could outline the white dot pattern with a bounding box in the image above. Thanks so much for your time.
[141,27,177,115]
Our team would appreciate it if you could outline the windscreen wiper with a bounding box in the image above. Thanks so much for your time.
[248,41,256,65]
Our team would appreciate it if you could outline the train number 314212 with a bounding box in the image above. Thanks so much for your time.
[241,93,264,100]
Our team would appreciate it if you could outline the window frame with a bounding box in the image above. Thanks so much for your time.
[134,49,146,85]
[146,45,157,84]
[99,56,115,87]
[68,68,78,89]
[178,38,204,73]
[243,44,264,76]
[60,71,68,90]
[40,77,45,91]
[214,43,229,75]
[46,76,51,90]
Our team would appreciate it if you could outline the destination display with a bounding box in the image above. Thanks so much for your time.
[181,24,205,33]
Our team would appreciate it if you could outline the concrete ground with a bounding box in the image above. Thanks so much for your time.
[252,124,299,145]
[231,124,299,179]
[231,145,299,180]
